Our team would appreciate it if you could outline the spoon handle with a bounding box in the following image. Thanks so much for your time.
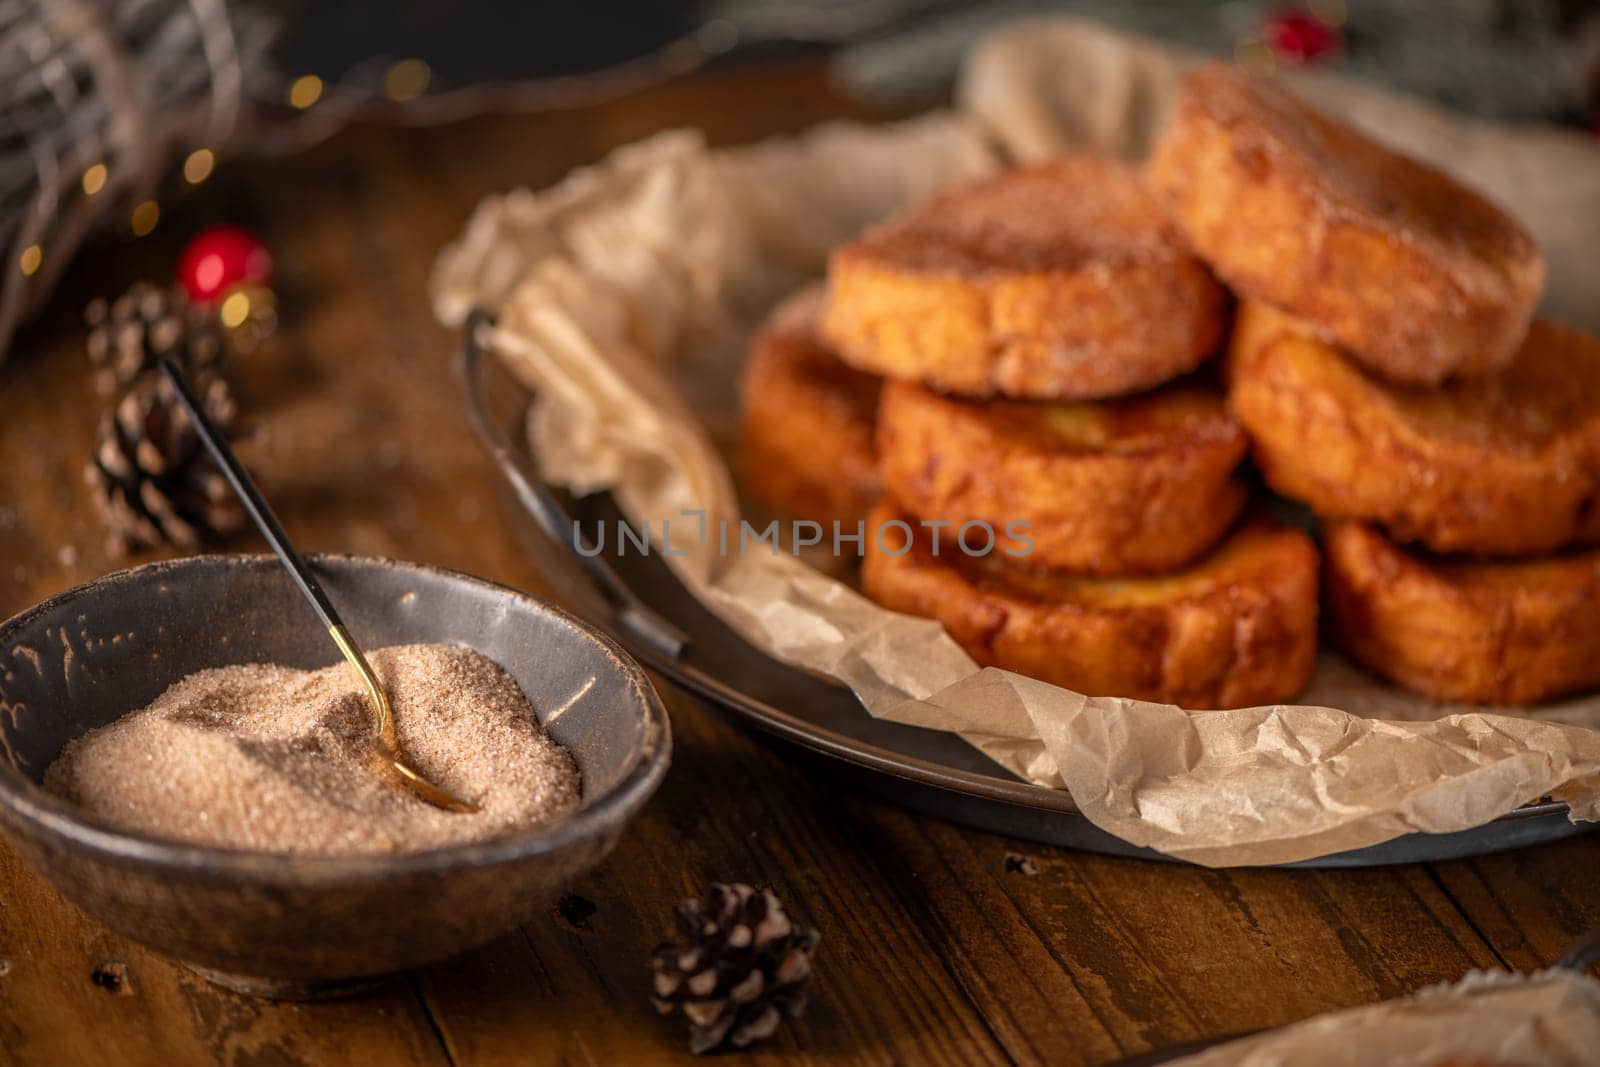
[158,359,397,752]
[158,358,476,814]
[158,359,347,634]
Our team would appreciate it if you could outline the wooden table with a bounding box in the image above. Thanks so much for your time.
[1,59,1596,1067]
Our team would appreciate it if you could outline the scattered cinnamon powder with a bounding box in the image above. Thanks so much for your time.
[44,643,581,855]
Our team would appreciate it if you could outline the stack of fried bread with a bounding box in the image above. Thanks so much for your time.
[1152,65,1597,707]
[739,286,883,529]
[739,62,1600,711]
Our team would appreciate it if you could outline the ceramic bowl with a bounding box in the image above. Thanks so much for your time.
[0,554,670,998]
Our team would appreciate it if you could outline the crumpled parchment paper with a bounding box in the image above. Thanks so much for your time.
[1165,968,1600,1066]
[431,18,1600,866]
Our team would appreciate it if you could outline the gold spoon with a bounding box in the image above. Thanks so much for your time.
[159,359,478,814]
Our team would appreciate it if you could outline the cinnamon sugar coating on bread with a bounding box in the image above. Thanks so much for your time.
[740,286,882,527]
[877,377,1246,575]
[1325,522,1600,705]
[1229,302,1600,556]
[823,158,1226,399]
[861,505,1318,710]
[1148,63,1543,386]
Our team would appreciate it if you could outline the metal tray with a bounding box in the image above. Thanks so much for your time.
[459,313,1590,868]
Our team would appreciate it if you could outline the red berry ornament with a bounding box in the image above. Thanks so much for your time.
[1262,10,1342,65]
[178,225,273,304]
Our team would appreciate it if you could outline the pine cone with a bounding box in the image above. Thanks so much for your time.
[85,283,226,398]
[650,883,819,1054]
[85,373,245,555]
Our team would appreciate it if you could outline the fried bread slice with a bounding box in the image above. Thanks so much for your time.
[739,285,882,528]
[877,377,1247,574]
[822,157,1226,399]
[1324,522,1600,705]
[860,503,1318,709]
[1229,302,1600,556]
[1148,63,1543,386]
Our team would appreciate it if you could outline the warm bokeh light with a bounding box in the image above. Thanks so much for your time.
[288,74,324,109]
[130,201,160,236]
[183,148,215,184]
[219,290,253,328]
[18,245,42,276]
[384,59,431,102]
[81,163,108,196]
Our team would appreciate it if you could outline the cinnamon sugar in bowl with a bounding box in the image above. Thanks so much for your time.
[0,555,669,999]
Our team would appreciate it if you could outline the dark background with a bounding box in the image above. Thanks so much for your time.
[277,1,701,82]
[272,0,1600,126]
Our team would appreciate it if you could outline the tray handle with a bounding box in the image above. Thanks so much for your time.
[458,309,690,661]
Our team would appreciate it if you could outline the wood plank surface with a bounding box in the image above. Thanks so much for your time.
[0,58,1595,1067]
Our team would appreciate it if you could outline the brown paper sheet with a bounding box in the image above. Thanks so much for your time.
[431,22,1600,866]
[1165,969,1600,1066]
